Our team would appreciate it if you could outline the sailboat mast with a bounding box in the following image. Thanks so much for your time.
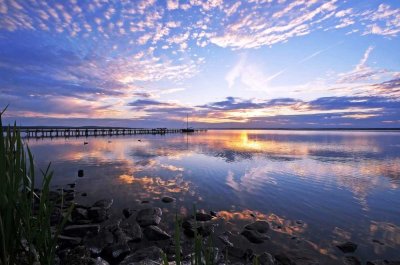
[186,113,189,129]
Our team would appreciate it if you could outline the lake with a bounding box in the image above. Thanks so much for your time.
[25,130,400,264]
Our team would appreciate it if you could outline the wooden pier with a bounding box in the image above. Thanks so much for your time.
[4,126,206,138]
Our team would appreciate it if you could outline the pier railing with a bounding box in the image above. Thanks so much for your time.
[2,126,206,138]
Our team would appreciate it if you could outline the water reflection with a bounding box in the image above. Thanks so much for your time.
[26,130,400,262]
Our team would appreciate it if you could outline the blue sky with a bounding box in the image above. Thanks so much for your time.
[0,0,399,128]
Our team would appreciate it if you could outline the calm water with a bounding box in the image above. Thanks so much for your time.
[26,130,400,263]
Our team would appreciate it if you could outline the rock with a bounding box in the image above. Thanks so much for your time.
[244,220,270,233]
[136,207,162,227]
[367,261,400,265]
[372,239,384,245]
[274,253,296,265]
[64,192,75,202]
[144,225,171,241]
[218,232,234,247]
[343,256,361,265]
[161,196,175,203]
[88,207,108,222]
[60,246,92,265]
[120,246,164,264]
[141,200,150,204]
[93,199,113,210]
[104,243,130,259]
[68,183,76,188]
[50,207,63,226]
[241,229,269,244]
[210,211,218,217]
[78,169,84,177]
[71,207,88,222]
[81,192,87,197]
[58,235,82,247]
[225,246,253,259]
[258,252,276,265]
[123,208,134,218]
[194,212,213,221]
[85,228,114,255]
[296,220,303,225]
[121,221,143,242]
[63,224,100,237]
[92,257,110,265]
[336,241,358,253]
[182,219,214,237]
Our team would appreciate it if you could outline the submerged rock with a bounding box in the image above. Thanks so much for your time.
[194,212,213,221]
[120,246,164,264]
[244,220,270,233]
[343,256,361,265]
[367,261,400,265]
[58,235,82,248]
[143,225,171,241]
[182,219,214,238]
[161,196,175,203]
[93,199,113,210]
[258,252,276,265]
[274,253,296,265]
[336,241,358,253]
[136,207,162,227]
[241,229,269,244]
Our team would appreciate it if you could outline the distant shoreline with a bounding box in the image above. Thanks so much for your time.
[3,126,400,132]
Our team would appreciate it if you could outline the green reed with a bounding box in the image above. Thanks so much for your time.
[0,109,72,265]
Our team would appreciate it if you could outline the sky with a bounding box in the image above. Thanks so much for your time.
[0,0,399,128]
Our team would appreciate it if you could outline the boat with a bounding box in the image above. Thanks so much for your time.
[182,114,195,133]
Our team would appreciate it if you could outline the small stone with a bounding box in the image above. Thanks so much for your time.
[343,256,361,265]
[241,229,269,244]
[143,225,171,241]
[78,169,84,177]
[210,211,218,217]
[244,220,270,233]
[141,200,150,204]
[336,241,358,253]
[161,196,175,203]
[92,199,113,210]
[295,220,303,225]
[120,246,164,264]
[81,192,87,197]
